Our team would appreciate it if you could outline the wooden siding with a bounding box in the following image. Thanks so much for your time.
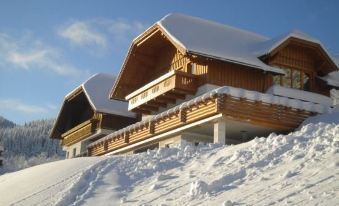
[222,95,313,130]
[88,94,315,156]
[61,112,137,147]
[205,60,269,92]
[61,119,98,146]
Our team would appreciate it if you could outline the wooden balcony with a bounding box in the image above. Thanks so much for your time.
[61,119,98,146]
[126,70,197,114]
[88,92,317,156]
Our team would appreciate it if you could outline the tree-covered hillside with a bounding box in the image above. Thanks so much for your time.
[0,116,15,129]
[0,117,64,174]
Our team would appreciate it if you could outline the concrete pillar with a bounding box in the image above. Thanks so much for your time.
[214,120,226,144]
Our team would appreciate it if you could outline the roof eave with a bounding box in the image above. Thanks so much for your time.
[187,50,285,75]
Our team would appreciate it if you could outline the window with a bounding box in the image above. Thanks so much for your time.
[275,66,310,91]
[292,70,301,89]
[273,75,281,85]
[72,148,76,158]
[282,68,292,88]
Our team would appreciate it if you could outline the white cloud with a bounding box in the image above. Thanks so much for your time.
[0,99,50,114]
[0,32,89,77]
[103,19,147,41]
[58,18,148,48]
[58,21,107,48]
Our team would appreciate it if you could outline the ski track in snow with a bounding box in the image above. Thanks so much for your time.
[0,122,338,206]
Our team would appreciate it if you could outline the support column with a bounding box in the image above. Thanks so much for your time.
[214,119,226,144]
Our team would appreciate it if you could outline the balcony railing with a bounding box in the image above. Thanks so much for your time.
[61,119,98,146]
[126,70,197,113]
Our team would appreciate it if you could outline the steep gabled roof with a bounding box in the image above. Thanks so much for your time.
[66,73,135,117]
[255,29,338,69]
[50,73,136,139]
[156,13,284,74]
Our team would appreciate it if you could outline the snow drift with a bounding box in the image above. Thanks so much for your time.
[0,120,338,205]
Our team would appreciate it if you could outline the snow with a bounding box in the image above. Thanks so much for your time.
[300,111,339,126]
[1,113,338,206]
[0,157,104,206]
[255,30,321,55]
[318,71,339,87]
[157,13,284,75]
[266,85,333,106]
[65,73,135,118]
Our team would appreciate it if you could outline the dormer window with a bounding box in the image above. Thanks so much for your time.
[273,67,310,91]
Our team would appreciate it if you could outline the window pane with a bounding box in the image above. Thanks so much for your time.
[273,75,281,85]
[303,73,310,91]
[282,68,292,88]
[292,70,301,89]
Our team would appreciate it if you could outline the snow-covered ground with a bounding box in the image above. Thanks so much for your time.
[0,113,338,206]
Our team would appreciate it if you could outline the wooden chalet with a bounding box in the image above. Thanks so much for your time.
[87,14,338,156]
[50,73,138,158]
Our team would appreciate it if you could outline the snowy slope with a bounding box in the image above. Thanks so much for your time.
[0,119,338,205]
[0,157,104,206]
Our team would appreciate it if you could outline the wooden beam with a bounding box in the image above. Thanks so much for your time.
[139,104,158,112]
[146,101,167,108]
[131,108,151,115]
[155,96,176,104]
[136,29,161,47]
[166,91,186,99]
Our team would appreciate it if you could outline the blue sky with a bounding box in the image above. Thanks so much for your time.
[0,0,338,124]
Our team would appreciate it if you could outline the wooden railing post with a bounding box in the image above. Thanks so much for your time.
[215,93,224,113]
[149,121,155,134]
[124,132,130,143]
[179,109,186,123]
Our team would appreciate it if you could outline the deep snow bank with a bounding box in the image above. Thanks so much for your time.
[0,122,338,206]
[300,111,339,126]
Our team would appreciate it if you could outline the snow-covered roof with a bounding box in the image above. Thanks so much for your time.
[255,30,320,54]
[152,14,338,74]
[318,71,339,88]
[156,13,284,75]
[66,73,135,118]
[254,29,338,68]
